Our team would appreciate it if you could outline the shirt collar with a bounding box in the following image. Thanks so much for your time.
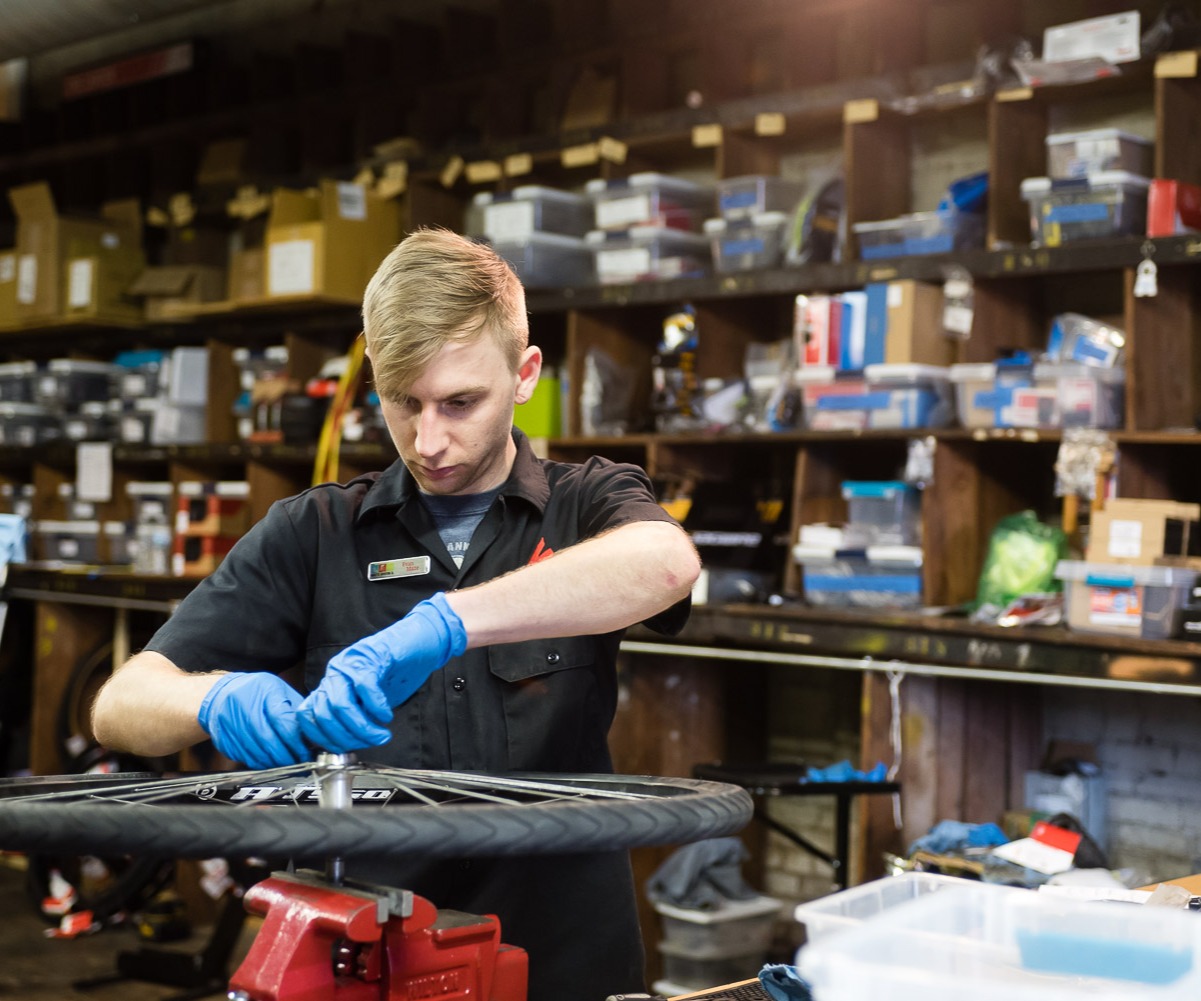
[356,427,550,523]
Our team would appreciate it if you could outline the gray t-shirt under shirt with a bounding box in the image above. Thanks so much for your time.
[419,486,503,568]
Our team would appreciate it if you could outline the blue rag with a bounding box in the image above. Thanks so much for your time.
[805,759,888,783]
[909,819,1009,856]
[0,514,26,570]
[759,964,815,1001]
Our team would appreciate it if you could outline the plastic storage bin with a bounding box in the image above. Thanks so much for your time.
[34,360,118,407]
[853,208,983,259]
[586,226,710,284]
[716,175,803,221]
[796,367,869,431]
[657,940,768,991]
[1046,128,1153,179]
[703,212,788,272]
[586,173,709,232]
[797,365,952,431]
[949,362,996,428]
[841,481,921,545]
[465,185,592,240]
[793,544,923,609]
[491,232,593,289]
[798,878,1201,1001]
[1021,170,1150,246]
[655,896,781,954]
[1033,362,1125,428]
[794,873,966,944]
[0,361,37,402]
[35,520,101,563]
[1056,559,1200,639]
[0,403,60,446]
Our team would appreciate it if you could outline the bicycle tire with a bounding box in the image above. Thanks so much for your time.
[0,769,752,860]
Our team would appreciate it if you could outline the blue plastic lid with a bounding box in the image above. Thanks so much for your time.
[841,480,915,499]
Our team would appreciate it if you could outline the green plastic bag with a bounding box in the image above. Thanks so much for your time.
[975,510,1067,611]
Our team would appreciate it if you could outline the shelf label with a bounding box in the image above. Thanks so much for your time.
[67,258,94,308]
[15,254,36,304]
[504,152,533,176]
[267,239,315,296]
[595,193,652,230]
[0,255,12,283]
[465,159,503,184]
[1156,50,1199,78]
[76,442,113,503]
[996,87,1034,102]
[561,142,599,167]
[376,161,408,199]
[843,98,879,123]
[755,112,786,136]
[692,123,722,147]
[598,136,628,163]
[335,182,367,220]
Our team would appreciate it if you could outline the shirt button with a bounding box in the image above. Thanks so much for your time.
[452,677,466,692]
[545,651,561,665]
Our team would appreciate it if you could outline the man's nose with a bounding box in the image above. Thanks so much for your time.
[413,406,448,456]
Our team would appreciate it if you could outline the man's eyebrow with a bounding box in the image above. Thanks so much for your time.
[438,384,488,401]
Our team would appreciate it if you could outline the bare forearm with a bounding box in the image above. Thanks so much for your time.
[91,651,222,756]
[447,520,699,647]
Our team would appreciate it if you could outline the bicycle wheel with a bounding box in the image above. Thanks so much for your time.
[0,760,752,861]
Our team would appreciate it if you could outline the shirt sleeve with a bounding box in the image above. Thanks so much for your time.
[145,498,316,674]
[573,457,692,637]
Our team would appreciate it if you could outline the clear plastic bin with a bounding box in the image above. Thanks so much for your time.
[34,360,118,407]
[465,185,592,240]
[716,175,803,221]
[655,896,781,954]
[586,172,709,232]
[794,873,966,944]
[0,361,37,402]
[657,940,768,991]
[0,403,60,446]
[1046,128,1153,180]
[796,367,869,431]
[798,879,1201,1001]
[103,521,135,566]
[1033,362,1125,428]
[491,232,593,289]
[1056,559,1200,639]
[586,226,710,284]
[863,364,954,429]
[949,362,996,428]
[1021,170,1150,246]
[703,212,788,272]
[853,208,984,259]
[793,544,923,609]
[1046,312,1126,367]
[841,480,921,546]
[35,519,101,563]
[62,401,114,442]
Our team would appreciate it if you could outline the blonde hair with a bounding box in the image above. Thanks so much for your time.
[362,228,529,399]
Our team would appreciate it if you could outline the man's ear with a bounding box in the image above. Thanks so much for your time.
[514,346,542,405]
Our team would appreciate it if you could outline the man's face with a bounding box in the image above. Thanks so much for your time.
[379,333,541,496]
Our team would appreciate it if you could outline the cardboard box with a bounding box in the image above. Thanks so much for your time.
[885,279,955,366]
[265,180,400,303]
[1086,498,1201,566]
[8,181,145,324]
[129,265,226,321]
[0,251,16,329]
[1147,179,1201,238]
[227,215,267,303]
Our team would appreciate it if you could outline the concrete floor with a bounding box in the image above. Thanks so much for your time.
[0,855,255,1001]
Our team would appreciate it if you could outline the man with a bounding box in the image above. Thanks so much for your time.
[91,228,701,1001]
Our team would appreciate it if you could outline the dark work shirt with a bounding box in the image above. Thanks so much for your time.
[146,428,690,1000]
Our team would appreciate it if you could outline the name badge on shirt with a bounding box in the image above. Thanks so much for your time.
[367,555,431,581]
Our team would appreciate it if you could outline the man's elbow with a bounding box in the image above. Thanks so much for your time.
[660,525,702,597]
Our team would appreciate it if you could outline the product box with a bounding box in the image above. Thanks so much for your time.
[1147,179,1201,238]
[1056,558,1200,638]
[1046,129,1153,180]
[8,181,145,324]
[1021,170,1150,246]
[265,180,400,302]
[798,878,1201,1000]
[1086,498,1201,566]
[128,265,226,321]
[884,279,955,366]
[175,481,251,537]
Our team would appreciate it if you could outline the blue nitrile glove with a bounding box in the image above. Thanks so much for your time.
[198,672,309,769]
[297,592,467,753]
